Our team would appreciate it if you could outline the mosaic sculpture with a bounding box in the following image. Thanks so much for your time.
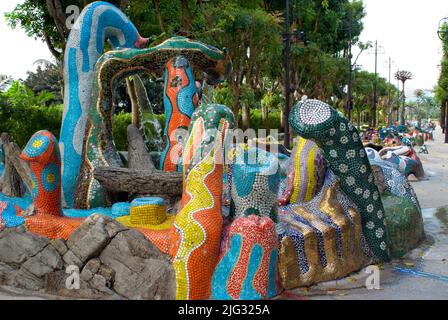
[278,170,369,289]
[20,131,62,217]
[169,104,234,300]
[379,146,424,179]
[160,55,200,172]
[231,147,280,222]
[211,215,279,300]
[76,36,229,208]
[278,137,326,206]
[0,201,25,231]
[366,148,420,208]
[289,99,390,262]
[382,194,425,258]
[60,1,148,207]
[20,131,82,239]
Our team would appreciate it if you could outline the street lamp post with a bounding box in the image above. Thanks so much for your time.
[347,9,353,121]
[283,0,291,147]
[384,57,396,126]
[437,17,448,143]
[369,41,385,128]
[282,0,306,147]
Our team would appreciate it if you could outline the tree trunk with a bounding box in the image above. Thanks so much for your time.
[262,102,269,131]
[127,124,155,171]
[153,0,166,33]
[1,133,33,197]
[94,167,183,197]
[126,78,140,129]
[242,103,250,131]
[441,102,446,132]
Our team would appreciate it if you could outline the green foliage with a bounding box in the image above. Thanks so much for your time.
[24,61,62,105]
[112,111,166,151]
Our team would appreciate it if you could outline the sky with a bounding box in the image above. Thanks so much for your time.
[0,0,54,80]
[353,0,448,98]
[0,0,447,99]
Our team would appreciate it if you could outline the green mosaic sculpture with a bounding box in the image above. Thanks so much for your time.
[289,99,390,262]
[382,194,425,258]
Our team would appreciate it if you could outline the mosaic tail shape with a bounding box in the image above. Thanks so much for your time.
[160,56,199,172]
[278,137,326,205]
[289,99,390,262]
[169,104,234,300]
[60,1,148,207]
[20,131,62,217]
[20,131,83,239]
[211,215,280,300]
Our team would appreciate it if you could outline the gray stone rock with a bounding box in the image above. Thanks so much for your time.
[99,229,175,300]
[66,214,127,264]
[0,227,49,266]
[50,239,68,256]
[46,270,118,299]
[0,262,14,284]
[21,245,63,278]
[62,250,83,267]
[6,269,44,291]
[80,258,101,281]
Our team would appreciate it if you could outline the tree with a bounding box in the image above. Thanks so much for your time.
[395,70,413,125]
[24,59,63,105]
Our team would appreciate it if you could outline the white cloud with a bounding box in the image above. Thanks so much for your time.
[353,0,448,98]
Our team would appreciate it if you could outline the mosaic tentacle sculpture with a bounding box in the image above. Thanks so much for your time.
[366,148,420,208]
[20,131,62,217]
[278,170,369,289]
[211,215,279,300]
[160,56,200,172]
[231,147,280,222]
[169,104,234,300]
[60,1,148,207]
[289,99,390,262]
[278,137,326,206]
[76,36,229,208]
[20,131,83,239]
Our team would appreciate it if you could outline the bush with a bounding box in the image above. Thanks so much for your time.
[0,81,280,150]
[0,103,63,147]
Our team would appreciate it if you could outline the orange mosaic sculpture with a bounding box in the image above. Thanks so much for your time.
[20,131,82,239]
[169,104,234,300]
[160,56,200,172]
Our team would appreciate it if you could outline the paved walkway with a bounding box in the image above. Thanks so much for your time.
[286,126,448,300]
[409,126,448,208]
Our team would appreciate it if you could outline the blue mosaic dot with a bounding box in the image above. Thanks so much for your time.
[40,163,60,192]
[23,132,51,159]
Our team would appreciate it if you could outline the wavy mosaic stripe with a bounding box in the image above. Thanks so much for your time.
[60,1,146,207]
[278,137,326,206]
[160,56,198,172]
[211,215,279,300]
[170,104,234,300]
[278,170,368,289]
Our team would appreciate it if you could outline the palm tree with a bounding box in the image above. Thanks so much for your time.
[0,74,13,92]
[394,70,413,125]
